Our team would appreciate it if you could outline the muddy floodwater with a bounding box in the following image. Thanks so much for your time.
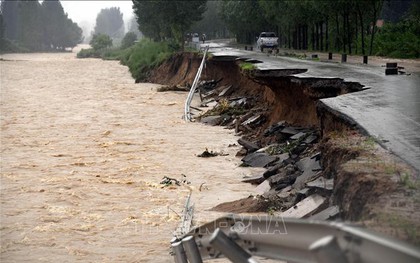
[0,51,261,262]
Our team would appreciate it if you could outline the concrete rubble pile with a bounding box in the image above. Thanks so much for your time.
[195,81,339,220]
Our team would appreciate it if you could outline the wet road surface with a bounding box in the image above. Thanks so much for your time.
[205,42,420,173]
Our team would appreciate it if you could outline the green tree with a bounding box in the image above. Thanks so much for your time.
[190,1,229,39]
[1,0,19,41]
[132,0,207,49]
[121,31,137,49]
[219,0,270,44]
[90,33,113,50]
[18,0,43,50]
[1,0,82,51]
[93,7,124,39]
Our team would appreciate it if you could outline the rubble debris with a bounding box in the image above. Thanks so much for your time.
[238,138,260,153]
[241,174,265,184]
[280,127,300,136]
[254,180,271,195]
[242,114,263,126]
[276,194,326,218]
[309,205,340,221]
[290,132,306,140]
[241,152,278,167]
[157,85,189,92]
[218,85,233,97]
[306,177,334,191]
[197,148,228,158]
[160,175,190,186]
[200,115,223,126]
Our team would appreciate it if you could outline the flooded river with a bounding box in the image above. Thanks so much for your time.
[0,51,259,262]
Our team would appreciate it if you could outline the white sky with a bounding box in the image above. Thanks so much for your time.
[60,1,135,37]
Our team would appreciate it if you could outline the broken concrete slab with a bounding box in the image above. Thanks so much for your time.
[242,152,278,167]
[254,180,271,195]
[293,156,323,189]
[297,188,310,196]
[238,138,259,152]
[296,156,322,172]
[200,115,223,126]
[290,132,306,140]
[280,127,300,136]
[277,185,293,199]
[306,177,334,191]
[229,98,247,108]
[218,85,233,97]
[242,114,262,126]
[269,172,298,187]
[242,174,265,185]
[293,170,322,190]
[263,163,283,178]
[276,194,326,218]
[264,121,286,136]
[304,134,318,144]
[309,206,340,221]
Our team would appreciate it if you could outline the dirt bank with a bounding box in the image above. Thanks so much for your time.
[148,52,420,245]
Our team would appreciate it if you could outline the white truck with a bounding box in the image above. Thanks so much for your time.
[256,32,279,52]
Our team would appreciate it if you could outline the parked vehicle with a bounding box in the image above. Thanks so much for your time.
[256,32,278,52]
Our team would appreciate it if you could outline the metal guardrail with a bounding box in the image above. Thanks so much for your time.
[184,46,209,121]
[171,215,420,263]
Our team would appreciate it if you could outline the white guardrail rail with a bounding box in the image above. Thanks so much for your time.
[184,46,209,122]
[171,215,420,263]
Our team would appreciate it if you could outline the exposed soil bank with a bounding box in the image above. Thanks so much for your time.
[148,52,420,245]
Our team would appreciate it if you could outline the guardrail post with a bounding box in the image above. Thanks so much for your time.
[309,235,348,263]
[209,228,252,263]
[172,241,188,263]
[363,55,368,64]
[341,53,347,63]
[328,52,333,60]
[182,236,203,263]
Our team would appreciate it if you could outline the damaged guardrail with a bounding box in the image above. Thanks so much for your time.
[184,46,209,121]
[171,214,420,263]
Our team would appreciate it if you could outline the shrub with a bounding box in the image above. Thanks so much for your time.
[121,32,137,50]
[76,48,101,58]
[90,34,113,50]
[375,19,420,58]
[121,39,174,81]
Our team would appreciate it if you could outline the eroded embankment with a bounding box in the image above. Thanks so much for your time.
[148,52,419,245]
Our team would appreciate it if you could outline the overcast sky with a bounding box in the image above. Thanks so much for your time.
[60,1,134,37]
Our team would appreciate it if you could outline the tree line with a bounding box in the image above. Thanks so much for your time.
[0,0,83,52]
[132,0,419,58]
[219,0,419,56]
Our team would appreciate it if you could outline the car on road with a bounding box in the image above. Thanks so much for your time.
[256,32,279,52]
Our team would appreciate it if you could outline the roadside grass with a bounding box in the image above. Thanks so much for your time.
[119,39,173,81]
[239,62,257,71]
[77,39,176,82]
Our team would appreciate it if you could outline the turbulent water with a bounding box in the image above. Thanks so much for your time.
[0,50,261,262]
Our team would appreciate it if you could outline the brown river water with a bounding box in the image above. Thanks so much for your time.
[0,50,263,262]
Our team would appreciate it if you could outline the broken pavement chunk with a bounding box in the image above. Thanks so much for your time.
[238,138,259,152]
[306,177,334,191]
[276,194,326,218]
[242,174,265,184]
[254,180,271,195]
[290,132,306,140]
[304,134,318,144]
[200,115,223,126]
[264,121,286,136]
[241,114,262,126]
[309,205,340,221]
[280,127,300,136]
[242,152,278,167]
[218,85,233,97]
